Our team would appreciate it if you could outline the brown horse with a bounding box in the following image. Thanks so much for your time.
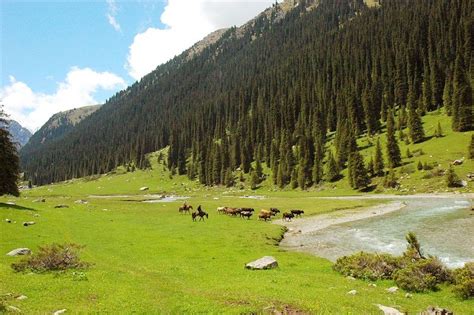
[179,204,193,214]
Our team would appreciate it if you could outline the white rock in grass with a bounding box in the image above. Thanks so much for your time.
[347,290,357,295]
[375,304,405,315]
[6,248,32,256]
[245,256,278,270]
[53,309,67,315]
[139,186,149,191]
[16,295,28,300]
[386,286,398,293]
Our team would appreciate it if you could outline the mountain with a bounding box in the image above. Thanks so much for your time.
[21,0,473,185]
[7,120,32,148]
[21,105,100,155]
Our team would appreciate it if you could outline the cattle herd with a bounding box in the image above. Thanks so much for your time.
[180,203,304,222]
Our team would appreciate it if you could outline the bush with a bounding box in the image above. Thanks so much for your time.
[333,252,401,281]
[446,166,462,187]
[452,262,474,299]
[393,257,452,292]
[11,243,90,273]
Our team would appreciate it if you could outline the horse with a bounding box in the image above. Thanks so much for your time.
[179,204,193,214]
[282,212,294,221]
[290,209,304,217]
[192,207,208,222]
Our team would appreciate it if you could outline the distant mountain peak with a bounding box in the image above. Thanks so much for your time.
[5,120,32,148]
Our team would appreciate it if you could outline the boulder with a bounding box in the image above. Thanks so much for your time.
[53,309,67,315]
[386,286,398,293]
[420,306,453,315]
[16,295,28,300]
[54,204,69,208]
[5,218,12,223]
[245,256,278,270]
[140,187,149,191]
[347,290,357,295]
[6,248,31,256]
[405,293,412,299]
[452,158,464,166]
[375,304,405,315]
[346,276,356,281]
[74,200,88,204]
[23,221,36,227]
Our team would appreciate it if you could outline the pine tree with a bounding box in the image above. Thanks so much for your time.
[442,75,453,115]
[255,159,263,180]
[373,138,385,177]
[386,111,402,168]
[348,151,370,190]
[417,161,423,171]
[250,169,259,190]
[325,151,339,182]
[383,168,398,188]
[225,168,235,187]
[468,135,474,160]
[452,54,473,131]
[290,167,298,189]
[367,157,375,178]
[407,80,425,143]
[0,105,20,197]
[435,122,443,138]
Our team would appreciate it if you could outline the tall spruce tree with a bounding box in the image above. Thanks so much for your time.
[407,81,425,143]
[348,151,370,190]
[468,134,474,159]
[373,138,385,177]
[385,111,402,168]
[325,151,339,182]
[0,106,20,197]
[452,54,473,131]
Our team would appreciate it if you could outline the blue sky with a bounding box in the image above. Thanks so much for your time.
[0,0,275,131]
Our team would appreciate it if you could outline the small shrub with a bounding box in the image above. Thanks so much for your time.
[452,262,474,299]
[422,162,434,171]
[446,166,462,187]
[417,161,423,170]
[333,252,401,281]
[393,257,452,292]
[11,243,91,273]
[400,164,415,174]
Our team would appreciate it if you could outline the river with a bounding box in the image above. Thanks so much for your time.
[279,196,474,268]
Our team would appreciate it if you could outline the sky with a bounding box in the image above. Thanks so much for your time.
[0,0,276,131]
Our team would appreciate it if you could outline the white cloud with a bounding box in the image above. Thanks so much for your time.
[126,0,275,80]
[0,67,126,131]
[106,0,121,32]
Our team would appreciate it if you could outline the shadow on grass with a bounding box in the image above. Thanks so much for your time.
[360,185,377,193]
[0,202,36,211]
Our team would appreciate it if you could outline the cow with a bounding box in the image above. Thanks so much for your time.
[282,212,295,221]
[290,209,305,217]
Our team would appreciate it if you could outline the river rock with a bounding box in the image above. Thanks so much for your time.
[375,304,405,315]
[6,248,32,256]
[347,290,357,295]
[23,221,36,226]
[140,187,149,191]
[245,256,278,270]
[53,309,67,315]
[420,306,453,315]
[386,286,398,293]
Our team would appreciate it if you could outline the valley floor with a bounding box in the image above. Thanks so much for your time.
[1,179,473,313]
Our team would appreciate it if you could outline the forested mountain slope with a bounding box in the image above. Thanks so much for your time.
[21,0,473,186]
[21,105,100,157]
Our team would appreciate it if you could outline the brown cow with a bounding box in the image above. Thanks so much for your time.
[258,210,272,221]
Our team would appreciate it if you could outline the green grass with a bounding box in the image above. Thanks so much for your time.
[1,111,472,313]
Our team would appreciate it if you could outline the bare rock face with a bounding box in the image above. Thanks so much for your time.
[245,256,278,270]
[6,248,32,256]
